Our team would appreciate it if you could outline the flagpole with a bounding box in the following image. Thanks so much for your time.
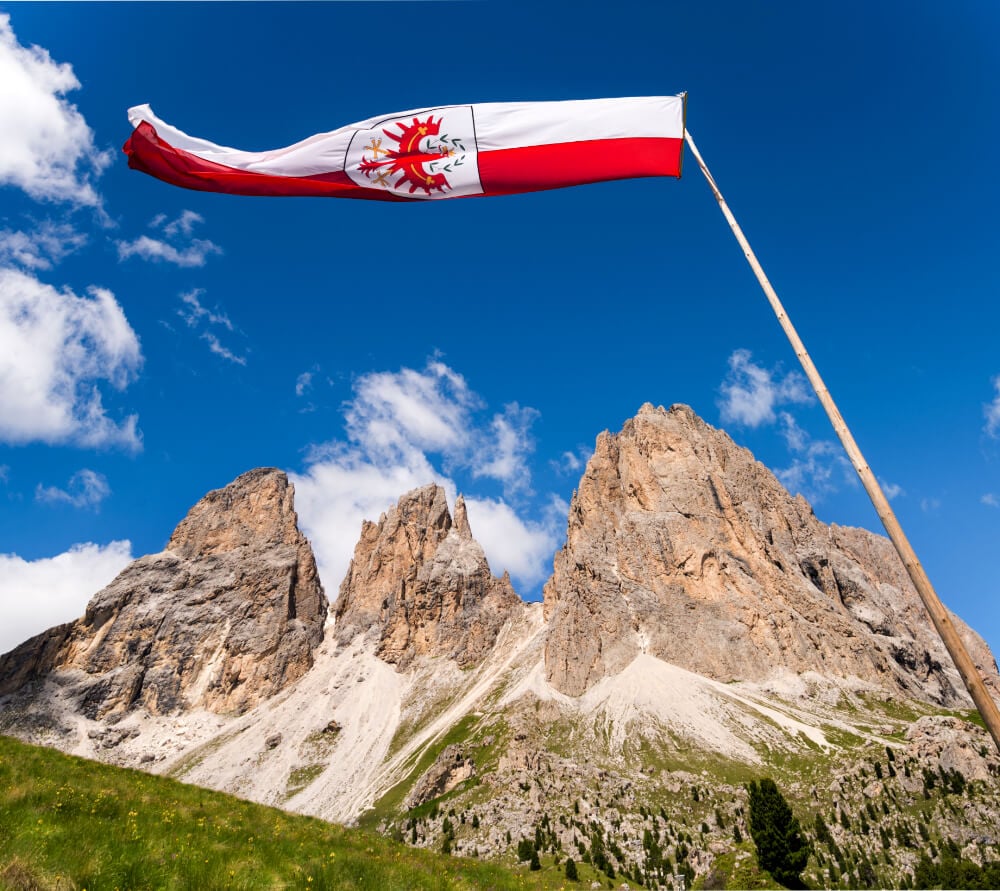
[683,129,1000,753]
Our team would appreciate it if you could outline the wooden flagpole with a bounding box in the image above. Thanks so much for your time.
[683,130,1000,753]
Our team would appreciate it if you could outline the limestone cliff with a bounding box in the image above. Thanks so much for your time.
[0,468,327,717]
[335,485,524,669]
[543,403,998,702]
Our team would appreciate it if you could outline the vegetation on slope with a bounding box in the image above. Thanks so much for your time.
[0,735,567,891]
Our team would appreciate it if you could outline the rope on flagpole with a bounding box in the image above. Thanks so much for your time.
[684,129,1000,753]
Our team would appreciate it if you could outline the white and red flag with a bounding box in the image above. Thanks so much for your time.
[123,95,686,201]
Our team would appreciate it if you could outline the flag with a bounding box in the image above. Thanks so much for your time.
[123,95,686,201]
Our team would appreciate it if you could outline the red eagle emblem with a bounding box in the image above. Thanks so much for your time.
[357,116,465,196]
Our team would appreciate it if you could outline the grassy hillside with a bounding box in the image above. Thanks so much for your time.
[0,735,568,891]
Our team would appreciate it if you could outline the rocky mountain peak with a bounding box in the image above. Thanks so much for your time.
[544,403,998,702]
[0,469,327,717]
[167,467,304,558]
[335,485,524,669]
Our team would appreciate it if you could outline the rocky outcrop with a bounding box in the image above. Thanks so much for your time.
[543,403,999,702]
[405,744,476,808]
[335,485,524,669]
[0,468,327,717]
[905,715,1000,782]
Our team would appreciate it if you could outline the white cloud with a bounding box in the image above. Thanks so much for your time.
[551,446,593,476]
[117,235,221,268]
[472,402,539,495]
[878,477,904,501]
[344,361,539,493]
[202,332,247,366]
[292,445,442,598]
[157,209,203,239]
[719,348,811,428]
[774,412,853,504]
[464,495,565,589]
[292,359,553,598]
[117,210,221,268]
[0,219,86,270]
[982,493,999,508]
[0,14,110,206]
[0,267,142,449]
[175,289,246,365]
[295,371,314,397]
[178,288,233,330]
[0,540,133,655]
[985,377,1000,439]
[346,361,481,462]
[921,497,941,513]
[35,468,110,509]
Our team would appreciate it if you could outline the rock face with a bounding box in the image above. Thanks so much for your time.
[335,485,524,669]
[905,715,1000,782]
[405,744,476,808]
[0,469,327,717]
[543,403,998,702]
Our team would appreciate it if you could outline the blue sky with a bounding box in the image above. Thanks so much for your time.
[1,1,999,663]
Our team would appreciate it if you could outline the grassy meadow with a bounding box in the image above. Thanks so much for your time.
[0,735,571,891]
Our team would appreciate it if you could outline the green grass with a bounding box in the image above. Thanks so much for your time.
[0,735,570,890]
[358,714,481,829]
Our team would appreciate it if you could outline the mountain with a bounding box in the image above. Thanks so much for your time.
[543,403,995,703]
[0,468,326,721]
[2,405,999,890]
[335,484,523,669]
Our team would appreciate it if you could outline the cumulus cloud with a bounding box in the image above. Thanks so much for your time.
[0,267,142,449]
[463,494,565,588]
[982,493,999,508]
[35,468,110,509]
[291,444,441,598]
[291,359,554,598]
[719,348,811,428]
[0,219,87,270]
[985,376,1000,439]
[0,540,133,654]
[345,360,481,463]
[0,14,110,205]
[472,403,539,496]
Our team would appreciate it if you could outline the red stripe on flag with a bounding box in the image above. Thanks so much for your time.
[476,137,683,196]
[123,122,416,201]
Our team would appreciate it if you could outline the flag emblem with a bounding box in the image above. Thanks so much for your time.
[345,106,483,198]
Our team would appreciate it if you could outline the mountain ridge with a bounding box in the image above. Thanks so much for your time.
[2,403,998,889]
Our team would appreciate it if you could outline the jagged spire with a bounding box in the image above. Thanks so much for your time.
[453,493,473,540]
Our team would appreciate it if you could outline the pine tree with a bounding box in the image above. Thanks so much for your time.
[747,778,810,887]
[565,857,579,881]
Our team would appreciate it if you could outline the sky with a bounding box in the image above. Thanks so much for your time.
[1,1,999,662]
